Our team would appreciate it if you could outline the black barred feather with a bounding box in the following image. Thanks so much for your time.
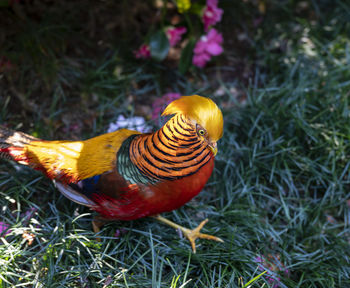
[125,114,213,183]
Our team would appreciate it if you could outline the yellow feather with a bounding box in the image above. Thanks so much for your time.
[162,95,224,142]
[24,129,140,182]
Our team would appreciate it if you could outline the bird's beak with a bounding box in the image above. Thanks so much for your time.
[208,142,217,156]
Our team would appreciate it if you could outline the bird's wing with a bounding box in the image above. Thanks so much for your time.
[55,181,98,207]
[23,129,140,183]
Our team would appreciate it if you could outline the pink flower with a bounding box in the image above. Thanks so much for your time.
[0,56,14,72]
[133,44,151,59]
[255,254,290,288]
[114,228,127,239]
[192,28,223,68]
[152,93,181,120]
[0,221,10,236]
[202,0,224,31]
[62,122,82,135]
[22,207,38,226]
[166,26,187,47]
[9,0,20,6]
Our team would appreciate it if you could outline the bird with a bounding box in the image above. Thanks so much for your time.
[0,95,224,252]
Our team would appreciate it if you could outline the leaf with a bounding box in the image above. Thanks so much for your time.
[189,3,204,15]
[149,31,170,62]
[242,271,267,288]
[179,38,196,74]
[0,1,10,7]
[176,0,191,13]
[22,231,35,246]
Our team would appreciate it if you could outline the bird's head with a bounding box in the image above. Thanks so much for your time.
[162,95,224,156]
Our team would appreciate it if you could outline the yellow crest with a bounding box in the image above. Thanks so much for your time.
[162,95,224,142]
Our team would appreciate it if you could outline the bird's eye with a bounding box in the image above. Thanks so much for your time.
[198,129,205,136]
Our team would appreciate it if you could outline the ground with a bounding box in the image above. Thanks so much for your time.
[0,1,350,287]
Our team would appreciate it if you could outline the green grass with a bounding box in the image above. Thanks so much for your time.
[1,1,350,287]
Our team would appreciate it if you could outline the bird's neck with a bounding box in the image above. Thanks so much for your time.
[155,114,198,151]
[127,114,212,183]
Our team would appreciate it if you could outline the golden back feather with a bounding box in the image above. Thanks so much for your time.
[161,95,224,142]
[24,129,140,182]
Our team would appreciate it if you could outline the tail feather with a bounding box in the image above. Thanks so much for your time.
[0,125,39,163]
[0,125,39,147]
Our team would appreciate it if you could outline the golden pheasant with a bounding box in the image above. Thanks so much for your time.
[0,95,224,252]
